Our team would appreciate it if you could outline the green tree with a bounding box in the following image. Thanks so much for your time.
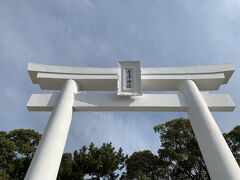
[224,125,240,165]
[154,118,210,180]
[125,150,169,180]
[57,153,74,180]
[72,145,90,179]
[73,142,127,180]
[0,131,16,179]
[1,123,240,179]
[7,129,41,179]
[0,129,41,180]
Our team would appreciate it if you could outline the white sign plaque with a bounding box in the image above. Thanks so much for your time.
[117,61,142,96]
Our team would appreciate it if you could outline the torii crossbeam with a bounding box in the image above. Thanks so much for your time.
[25,62,240,180]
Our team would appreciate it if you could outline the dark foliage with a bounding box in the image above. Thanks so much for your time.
[125,150,169,180]
[1,119,239,180]
[0,129,41,180]
[224,125,240,165]
[154,118,210,180]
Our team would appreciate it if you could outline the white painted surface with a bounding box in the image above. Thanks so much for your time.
[36,72,225,91]
[28,63,234,91]
[26,63,238,179]
[27,92,235,112]
[179,80,240,180]
[25,80,78,180]
[117,61,142,96]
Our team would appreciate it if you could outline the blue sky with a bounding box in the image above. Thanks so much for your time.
[0,0,240,155]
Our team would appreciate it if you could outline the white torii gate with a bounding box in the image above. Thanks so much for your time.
[25,62,240,180]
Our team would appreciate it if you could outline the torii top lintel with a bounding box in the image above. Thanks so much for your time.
[28,63,234,91]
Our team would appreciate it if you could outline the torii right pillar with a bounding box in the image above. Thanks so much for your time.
[180,80,240,180]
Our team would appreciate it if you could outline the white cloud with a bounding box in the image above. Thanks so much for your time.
[0,0,239,155]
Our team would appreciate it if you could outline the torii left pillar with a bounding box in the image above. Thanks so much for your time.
[25,79,78,180]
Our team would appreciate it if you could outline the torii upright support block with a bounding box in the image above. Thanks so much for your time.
[25,79,78,180]
[180,80,240,180]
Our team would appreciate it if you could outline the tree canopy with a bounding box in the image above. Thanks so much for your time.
[58,143,127,180]
[224,125,240,165]
[0,129,41,180]
[154,118,210,180]
[1,118,239,180]
[125,150,169,180]
[87,142,126,179]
